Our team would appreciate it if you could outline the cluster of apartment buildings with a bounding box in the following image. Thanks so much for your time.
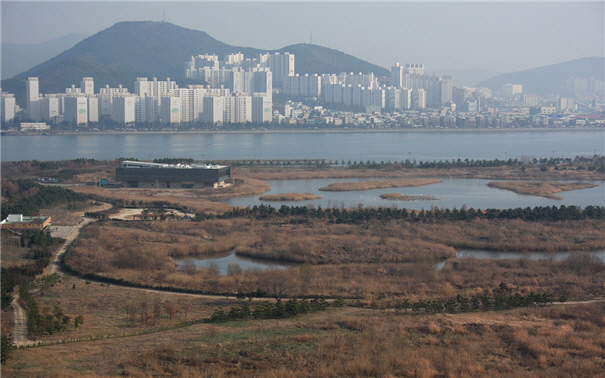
[2,47,603,127]
[13,74,272,126]
[280,63,453,112]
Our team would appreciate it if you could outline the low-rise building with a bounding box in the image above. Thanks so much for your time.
[116,160,231,189]
[1,214,51,230]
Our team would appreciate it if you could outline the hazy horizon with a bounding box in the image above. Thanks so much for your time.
[2,1,603,74]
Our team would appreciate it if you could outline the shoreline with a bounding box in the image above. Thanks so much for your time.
[2,126,603,137]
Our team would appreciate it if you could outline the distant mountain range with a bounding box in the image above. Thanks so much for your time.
[429,68,502,88]
[1,33,89,80]
[476,57,604,96]
[1,21,388,106]
[1,21,602,107]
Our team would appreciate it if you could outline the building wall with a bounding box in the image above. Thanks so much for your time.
[116,166,231,187]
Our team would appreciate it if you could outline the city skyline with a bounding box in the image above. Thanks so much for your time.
[2,1,603,74]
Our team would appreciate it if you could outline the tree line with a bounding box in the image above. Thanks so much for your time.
[1,230,62,311]
[393,291,561,314]
[1,179,87,219]
[202,204,605,224]
[209,297,345,323]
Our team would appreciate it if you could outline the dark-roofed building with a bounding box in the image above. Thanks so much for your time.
[116,161,231,189]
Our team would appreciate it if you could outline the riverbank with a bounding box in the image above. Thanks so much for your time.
[3,125,603,137]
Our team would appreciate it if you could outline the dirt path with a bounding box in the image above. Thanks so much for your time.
[11,295,32,347]
[47,217,95,275]
[12,203,113,346]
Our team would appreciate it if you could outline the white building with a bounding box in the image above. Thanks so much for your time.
[503,84,523,96]
[87,97,99,123]
[111,95,136,124]
[412,88,426,110]
[64,96,88,124]
[39,95,60,121]
[159,95,181,124]
[1,92,16,122]
[252,96,273,123]
[26,77,40,121]
[80,77,94,95]
[203,96,225,123]
[20,122,50,131]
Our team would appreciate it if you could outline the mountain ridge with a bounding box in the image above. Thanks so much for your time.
[2,21,388,105]
[476,56,604,96]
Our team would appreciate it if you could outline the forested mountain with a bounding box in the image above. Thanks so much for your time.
[1,21,388,105]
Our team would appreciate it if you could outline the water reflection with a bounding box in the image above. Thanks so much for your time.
[218,178,604,210]
[175,249,298,275]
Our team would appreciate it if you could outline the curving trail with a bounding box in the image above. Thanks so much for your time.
[11,295,32,347]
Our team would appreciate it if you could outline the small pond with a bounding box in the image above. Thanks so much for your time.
[175,249,299,275]
[178,248,605,275]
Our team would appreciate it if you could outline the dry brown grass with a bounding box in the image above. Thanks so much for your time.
[69,177,271,214]
[4,301,605,377]
[318,178,443,191]
[258,193,322,201]
[380,193,438,201]
[487,181,599,199]
[65,218,605,301]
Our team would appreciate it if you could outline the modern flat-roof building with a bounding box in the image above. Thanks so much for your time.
[116,161,231,189]
[1,214,51,230]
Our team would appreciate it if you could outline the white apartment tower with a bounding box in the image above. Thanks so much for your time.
[39,96,60,121]
[252,96,272,123]
[111,96,136,124]
[64,96,89,125]
[26,77,40,121]
[80,77,94,95]
[159,95,181,124]
[1,92,16,122]
[203,97,225,124]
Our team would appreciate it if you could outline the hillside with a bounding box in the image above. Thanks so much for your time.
[1,21,388,106]
[1,33,89,80]
[477,57,605,96]
[279,43,389,76]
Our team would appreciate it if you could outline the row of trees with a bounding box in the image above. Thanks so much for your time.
[1,230,62,311]
[393,292,560,314]
[209,297,345,322]
[18,274,84,337]
[212,204,605,224]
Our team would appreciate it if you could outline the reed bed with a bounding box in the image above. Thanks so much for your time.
[487,181,599,199]
[380,193,438,201]
[319,178,443,191]
[259,193,322,201]
[65,218,605,301]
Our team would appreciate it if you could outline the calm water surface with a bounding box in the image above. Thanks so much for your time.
[176,249,297,275]
[218,178,604,210]
[2,130,603,162]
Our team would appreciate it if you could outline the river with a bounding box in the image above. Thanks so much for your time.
[2,129,603,162]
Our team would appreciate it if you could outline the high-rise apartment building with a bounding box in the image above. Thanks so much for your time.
[26,77,40,120]
[80,77,94,95]
[1,92,16,122]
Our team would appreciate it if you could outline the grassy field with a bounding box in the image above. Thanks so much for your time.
[487,181,599,199]
[3,290,605,377]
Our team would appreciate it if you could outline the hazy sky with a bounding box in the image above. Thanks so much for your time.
[2,1,603,73]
